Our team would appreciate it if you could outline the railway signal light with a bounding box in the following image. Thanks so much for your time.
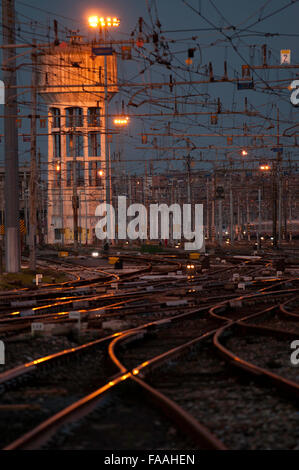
[114,116,129,125]
[260,164,271,171]
[186,264,195,269]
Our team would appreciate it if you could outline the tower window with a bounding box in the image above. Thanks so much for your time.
[88,107,101,127]
[88,161,103,187]
[54,228,62,240]
[66,132,83,157]
[66,107,83,128]
[52,133,61,158]
[50,108,60,128]
[88,132,101,157]
[66,161,85,187]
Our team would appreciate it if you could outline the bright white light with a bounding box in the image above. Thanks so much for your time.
[260,164,271,171]
[89,16,120,28]
[114,117,129,125]
[92,251,99,257]
[88,16,99,28]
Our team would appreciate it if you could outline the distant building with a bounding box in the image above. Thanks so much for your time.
[113,169,299,241]
[38,37,118,244]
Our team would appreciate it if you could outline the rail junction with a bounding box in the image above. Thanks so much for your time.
[0,245,298,450]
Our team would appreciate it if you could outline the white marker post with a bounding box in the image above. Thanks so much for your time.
[35,274,43,286]
[0,340,5,364]
[69,311,81,330]
[229,300,242,308]
[31,322,44,335]
[0,80,4,105]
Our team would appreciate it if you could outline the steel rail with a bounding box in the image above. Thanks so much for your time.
[3,285,297,450]
[213,320,299,399]
[280,297,299,319]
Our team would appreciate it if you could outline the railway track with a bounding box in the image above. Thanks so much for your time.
[15,296,297,451]
[280,297,299,319]
[0,253,258,337]
[143,337,299,450]
[1,251,298,450]
[220,321,299,385]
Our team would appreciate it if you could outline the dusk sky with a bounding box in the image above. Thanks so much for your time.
[2,0,299,174]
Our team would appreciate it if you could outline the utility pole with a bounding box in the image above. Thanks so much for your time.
[84,189,88,245]
[23,172,28,246]
[283,178,287,240]
[272,164,278,249]
[288,191,292,242]
[37,150,44,246]
[2,0,20,272]
[103,28,112,246]
[229,162,233,245]
[218,199,223,246]
[211,171,215,242]
[29,40,37,270]
[109,144,113,244]
[237,199,241,241]
[246,192,250,241]
[71,129,78,250]
[272,108,280,249]
[258,188,262,249]
[214,173,224,245]
[128,174,132,245]
[185,155,192,204]
[78,191,82,246]
[60,162,64,246]
[206,177,210,240]
[230,187,233,245]
[278,176,282,243]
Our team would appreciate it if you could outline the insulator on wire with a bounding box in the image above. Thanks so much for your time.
[169,74,174,92]
[209,62,214,81]
[217,98,221,113]
[153,32,159,43]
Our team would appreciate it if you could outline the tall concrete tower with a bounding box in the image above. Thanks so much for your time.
[38,38,117,245]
